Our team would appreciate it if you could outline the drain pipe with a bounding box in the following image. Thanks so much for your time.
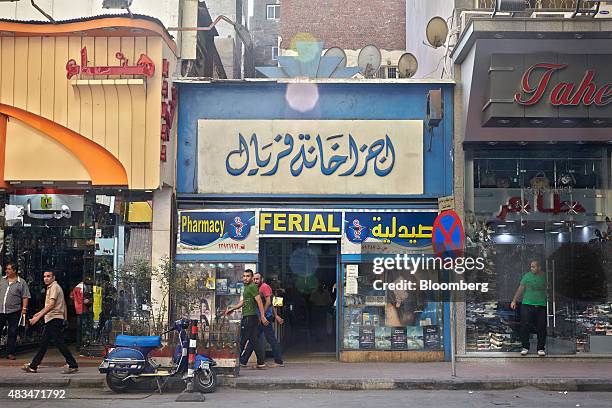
[31,0,55,23]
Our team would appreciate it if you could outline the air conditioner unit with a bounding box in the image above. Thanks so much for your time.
[460,10,495,33]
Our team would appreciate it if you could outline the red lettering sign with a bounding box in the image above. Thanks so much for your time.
[514,63,612,107]
[66,47,155,79]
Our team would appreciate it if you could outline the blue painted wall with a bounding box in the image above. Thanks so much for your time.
[176,81,454,198]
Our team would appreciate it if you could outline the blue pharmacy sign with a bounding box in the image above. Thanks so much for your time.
[178,210,257,254]
[343,211,438,251]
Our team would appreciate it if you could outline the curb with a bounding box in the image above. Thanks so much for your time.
[1,377,611,392]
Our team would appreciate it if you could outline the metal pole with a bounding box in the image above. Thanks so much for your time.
[186,319,198,392]
[450,296,457,377]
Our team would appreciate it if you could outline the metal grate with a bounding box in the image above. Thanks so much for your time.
[477,0,597,9]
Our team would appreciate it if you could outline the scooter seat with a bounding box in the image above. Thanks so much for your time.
[115,335,161,348]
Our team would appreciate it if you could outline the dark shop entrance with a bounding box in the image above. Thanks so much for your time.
[259,238,339,357]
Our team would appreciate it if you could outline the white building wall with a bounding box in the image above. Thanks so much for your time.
[0,0,181,30]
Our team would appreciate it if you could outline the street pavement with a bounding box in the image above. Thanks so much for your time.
[0,388,611,408]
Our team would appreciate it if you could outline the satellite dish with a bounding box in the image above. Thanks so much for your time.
[398,53,418,78]
[324,47,347,68]
[426,16,449,48]
[358,45,382,78]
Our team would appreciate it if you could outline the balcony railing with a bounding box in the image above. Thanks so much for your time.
[477,0,599,9]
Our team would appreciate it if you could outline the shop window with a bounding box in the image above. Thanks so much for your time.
[341,263,444,351]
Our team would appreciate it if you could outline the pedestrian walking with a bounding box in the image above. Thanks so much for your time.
[22,271,78,374]
[225,269,268,369]
[511,259,548,357]
[242,272,284,367]
[0,262,30,360]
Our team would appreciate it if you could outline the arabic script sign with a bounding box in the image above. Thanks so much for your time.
[66,47,155,80]
[342,211,437,254]
[198,120,423,195]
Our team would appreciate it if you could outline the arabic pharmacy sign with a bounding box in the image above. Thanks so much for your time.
[198,120,423,195]
[178,210,258,254]
[342,211,437,254]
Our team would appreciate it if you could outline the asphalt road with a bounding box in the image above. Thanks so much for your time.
[0,388,611,408]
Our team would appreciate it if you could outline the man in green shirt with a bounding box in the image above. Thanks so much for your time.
[225,269,268,369]
[511,260,548,356]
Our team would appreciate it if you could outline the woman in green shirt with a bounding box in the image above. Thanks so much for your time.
[511,260,547,356]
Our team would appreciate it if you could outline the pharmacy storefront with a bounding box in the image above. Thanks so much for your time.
[175,80,455,362]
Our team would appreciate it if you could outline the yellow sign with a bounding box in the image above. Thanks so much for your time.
[259,211,342,236]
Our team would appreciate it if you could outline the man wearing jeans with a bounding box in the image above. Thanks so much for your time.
[242,272,284,367]
[22,271,78,374]
[0,263,30,360]
[225,269,268,369]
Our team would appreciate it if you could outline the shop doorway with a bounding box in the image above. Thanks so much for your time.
[259,238,339,357]
[478,220,611,355]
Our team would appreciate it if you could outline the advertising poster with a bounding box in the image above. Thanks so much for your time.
[406,326,424,350]
[359,326,375,349]
[391,327,407,350]
[423,325,441,351]
[344,326,360,350]
[375,327,392,350]
[342,210,438,254]
[178,210,257,254]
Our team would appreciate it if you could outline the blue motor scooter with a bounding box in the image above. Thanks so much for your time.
[99,318,217,394]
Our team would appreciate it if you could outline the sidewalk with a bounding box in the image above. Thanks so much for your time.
[1,356,611,391]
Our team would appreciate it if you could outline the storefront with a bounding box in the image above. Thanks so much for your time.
[0,15,178,356]
[175,80,455,362]
[452,18,612,356]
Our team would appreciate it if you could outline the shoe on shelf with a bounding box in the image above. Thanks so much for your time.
[537,350,546,357]
[520,348,529,356]
[21,364,36,373]
[7,354,16,360]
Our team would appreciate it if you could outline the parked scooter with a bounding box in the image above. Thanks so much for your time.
[99,318,217,394]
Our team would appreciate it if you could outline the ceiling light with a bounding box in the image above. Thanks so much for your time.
[534,228,544,231]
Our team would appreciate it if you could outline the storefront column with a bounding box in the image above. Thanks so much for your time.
[151,186,174,328]
[454,63,467,355]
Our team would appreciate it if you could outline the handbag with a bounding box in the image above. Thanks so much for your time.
[530,172,550,189]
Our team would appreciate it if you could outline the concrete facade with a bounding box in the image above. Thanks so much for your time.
[250,0,280,70]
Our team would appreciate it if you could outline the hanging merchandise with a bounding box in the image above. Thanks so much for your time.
[530,171,550,190]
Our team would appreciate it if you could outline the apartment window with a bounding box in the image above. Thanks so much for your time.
[272,46,279,61]
[387,67,398,79]
[267,4,280,20]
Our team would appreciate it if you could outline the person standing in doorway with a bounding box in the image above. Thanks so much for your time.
[511,260,548,357]
[22,271,78,374]
[225,269,268,369]
[0,263,30,360]
[242,272,284,367]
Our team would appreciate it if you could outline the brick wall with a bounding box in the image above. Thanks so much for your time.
[280,0,406,50]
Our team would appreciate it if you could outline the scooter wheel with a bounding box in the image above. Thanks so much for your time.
[106,372,132,393]
[194,368,217,393]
